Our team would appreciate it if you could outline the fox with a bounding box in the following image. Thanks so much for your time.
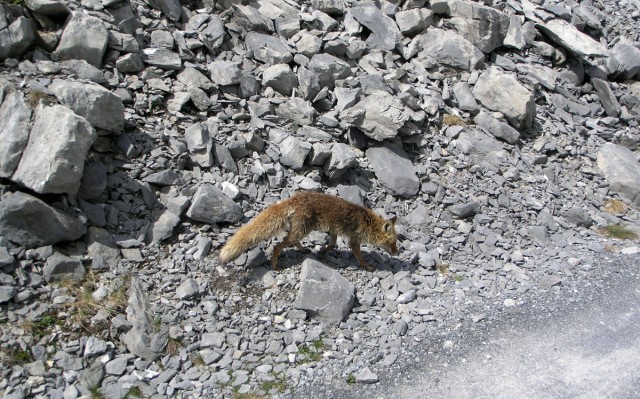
[218,191,399,271]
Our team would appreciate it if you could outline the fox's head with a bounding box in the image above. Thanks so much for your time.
[379,216,399,256]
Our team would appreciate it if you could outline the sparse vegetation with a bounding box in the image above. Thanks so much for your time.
[89,386,104,399]
[603,199,627,214]
[442,113,467,127]
[436,262,450,275]
[26,89,56,108]
[123,386,143,399]
[599,224,638,240]
[190,350,205,367]
[260,377,287,393]
[346,374,356,384]
[297,341,323,362]
[167,337,183,357]
[21,313,61,339]
[4,348,32,366]
[232,393,265,399]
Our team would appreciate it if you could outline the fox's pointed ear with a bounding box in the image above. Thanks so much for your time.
[384,216,397,232]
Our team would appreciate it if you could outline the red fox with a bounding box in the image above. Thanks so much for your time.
[218,191,399,271]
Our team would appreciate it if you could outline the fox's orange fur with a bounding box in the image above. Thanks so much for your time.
[218,191,399,271]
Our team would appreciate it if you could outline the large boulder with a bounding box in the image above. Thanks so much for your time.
[608,37,640,80]
[348,4,401,50]
[49,80,125,133]
[11,105,96,195]
[55,12,108,67]
[340,90,410,141]
[293,259,355,325]
[0,91,31,178]
[0,191,87,249]
[537,19,608,58]
[245,32,293,64]
[597,143,640,207]
[407,27,484,71]
[0,16,36,59]
[366,146,420,198]
[472,67,535,129]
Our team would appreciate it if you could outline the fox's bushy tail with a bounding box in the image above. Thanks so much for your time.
[218,202,290,264]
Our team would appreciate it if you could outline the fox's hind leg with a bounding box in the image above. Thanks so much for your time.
[272,225,307,270]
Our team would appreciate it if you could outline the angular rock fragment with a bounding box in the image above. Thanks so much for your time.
[597,143,640,206]
[49,80,125,132]
[323,143,357,180]
[0,192,87,248]
[591,78,621,117]
[279,136,312,170]
[0,91,31,178]
[56,12,108,67]
[262,64,298,95]
[408,28,484,71]
[340,90,409,141]
[12,105,96,194]
[474,111,520,144]
[294,259,355,324]
[472,67,535,129]
[186,184,243,224]
[538,19,608,58]
[608,37,640,80]
[245,32,292,64]
[43,252,85,283]
[349,4,401,50]
[0,16,35,59]
[366,146,419,198]
[141,48,182,70]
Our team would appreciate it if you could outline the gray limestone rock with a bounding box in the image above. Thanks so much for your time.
[453,82,479,112]
[262,64,298,95]
[449,201,481,219]
[591,78,621,117]
[78,160,107,200]
[0,17,35,59]
[395,8,433,36]
[279,136,312,170]
[49,80,125,133]
[340,90,409,141]
[537,19,608,58]
[323,143,357,180]
[150,0,182,21]
[355,366,379,384]
[24,0,70,16]
[293,259,355,324]
[122,276,156,360]
[440,0,511,53]
[85,227,119,270]
[472,67,535,129]
[56,12,108,67]
[0,285,15,303]
[0,192,86,248]
[115,52,145,74]
[597,143,640,206]
[11,104,96,194]
[307,53,352,91]
[408,28,484,71]
[608,37,640,80]
[141,48,182,70]
[474,111,520,144]
[43,252,85,283]
[185,122,214,168]
[276,97,315,125]
[176,278,200,300]
[208,61,242,86]
[366,146,420,198]
[177,67,213,91]
[0,91,31,178]
[146,211,181,244]
[504,14,526,50]
[349,4,401,50]
[186,184,243,224]
[246,32,293,64]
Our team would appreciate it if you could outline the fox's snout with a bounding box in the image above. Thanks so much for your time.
[389,245,399,256]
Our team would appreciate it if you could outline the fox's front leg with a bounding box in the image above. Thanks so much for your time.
[320,233,337,254]
[349,240,374,271]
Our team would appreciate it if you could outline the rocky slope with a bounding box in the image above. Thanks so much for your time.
[0,0,639,398]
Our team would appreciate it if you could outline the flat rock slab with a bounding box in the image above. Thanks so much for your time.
[349,5,401,50]
[409,28,484,71]
[294,259,355,325]
[366,146,420,198]
[340,90,409,141]
[0,191,86,249]
[597,142,640,207]
[0,91,32,178]
[538,19,608,58]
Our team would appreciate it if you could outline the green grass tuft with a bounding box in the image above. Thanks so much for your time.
[600,224,638,240]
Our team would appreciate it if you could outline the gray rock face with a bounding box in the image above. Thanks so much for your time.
[43,252,85,283]
[208,61,242,86]
[597,143,640,206]
[279,136,312,170]
[293,259,355,324]
[608,37,640,80]
[262,64,298,95]
[409,28,484,71]
[185,122,213,168]
[186,184,243,224]
[115,53,144,74]
[503,14,526,50]
[246,32,293,64]
[472,67,535,129]
[49,80,125,132]
[11,105,96,194]
[323,143,357,180]
[150,0,181,21]
[538,19,608,58]
[176,278,199,300]
[24,0,70,16]
[340,90,409,141]
[395,8,433,36]
[85,227,119,270]
[591,78,621,117]
[78,160,107,200]
[0,17,35,59]
[146,211,181,244]
[452,82,479,112]
[366,146,420,198]
[349,5,401,50]
[141,48,182,70]
[307,53,352,91]
[122,276,156,360]
[56,12,108,67]
[474,111,520,144]
[0,192,86,248]
[440,0,510,53]
[0,91,31,178]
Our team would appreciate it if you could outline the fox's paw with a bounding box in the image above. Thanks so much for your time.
[359,263,374,272]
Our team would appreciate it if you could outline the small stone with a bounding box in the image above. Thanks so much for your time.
[176,278,199,300]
